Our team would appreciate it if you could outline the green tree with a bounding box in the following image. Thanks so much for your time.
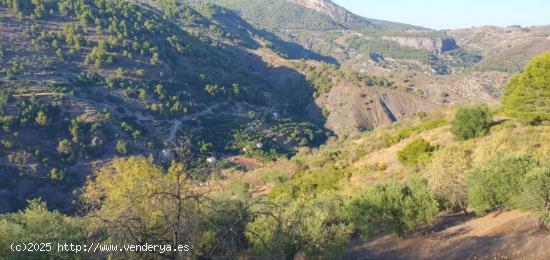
[0,199,86,259]
[56,48,63,59]
[0,90,10,113]
[49,168,65,180]
[81,157,253,259]
[0,115,15,132]
[501,52,550,124]
[150,52,159,65]
[34,111,50,126]
[450,103,493,140]
[57,139,73,157]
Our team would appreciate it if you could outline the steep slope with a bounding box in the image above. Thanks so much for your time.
[288,0,424,31]
[192,0,513,137]
[345,210,550,259]
[199,0,429,57]
[214,103,549,259]
[0,1,330,212]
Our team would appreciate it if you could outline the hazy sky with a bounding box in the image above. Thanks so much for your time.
[332,0,550,30]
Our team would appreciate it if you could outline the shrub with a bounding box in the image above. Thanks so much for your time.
[1,140,12,149]
[451,103,493,140]
[425,143,474,212]
[34,111,50,127]
[0,115,15,131]
[57,139,73,157]
[49,168,65,181]
[397,138,434,165]
[0,91,10,113]
[382,118,447,147]
[516,161,550,228]
[247,195,353,259]
[348,176,438,237]
[268,166,346,200]
[115,140,129,155]
[501,52,550,124]
[467,154,538,215]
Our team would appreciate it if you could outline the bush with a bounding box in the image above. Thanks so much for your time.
[516,161,550,228]
[381,118,447,147]
[115,140,129,155]
[425,143,474,212]
[34,111,50,127]
[348,176,438,237]
[467,154,538,214]
[451,103,493,140]
[57,139,73,157]
[247,195,353,259]
[501,52,550,124]
[397,138,434,165]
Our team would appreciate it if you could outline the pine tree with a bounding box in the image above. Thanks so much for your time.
[501,52,550,124]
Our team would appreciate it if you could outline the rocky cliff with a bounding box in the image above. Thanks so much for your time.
[383,36,458,53]
[288,0,374,29]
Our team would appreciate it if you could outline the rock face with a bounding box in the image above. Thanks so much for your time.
[318,82,440,136]
[383,36,458,53]
[289,0,344,19]
[288,0,373,28]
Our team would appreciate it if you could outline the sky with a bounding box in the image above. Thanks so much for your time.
[332,0,550,30]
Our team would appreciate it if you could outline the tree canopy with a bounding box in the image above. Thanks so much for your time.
[501,52,550,124]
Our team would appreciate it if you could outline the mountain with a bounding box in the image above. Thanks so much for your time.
[0,1,549,259]
[0,0,331,212]
[191,0,547,137]
[1,0,549,212]
[288,0,426,31]
[448,25,550,72]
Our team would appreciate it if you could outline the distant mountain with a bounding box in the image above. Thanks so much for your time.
[288,0,425,31]
[448,25,550,73]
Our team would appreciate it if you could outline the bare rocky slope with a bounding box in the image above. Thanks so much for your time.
[207,0,550,136]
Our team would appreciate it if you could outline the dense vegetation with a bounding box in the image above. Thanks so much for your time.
[206,0,343,31]
[0,0,333,213]
[346,35,432,63]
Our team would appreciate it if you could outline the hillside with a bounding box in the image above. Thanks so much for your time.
[448,25,550,73]
[0,1,549,259]
[346,210,550,259]
[214,104,549,259]
[0,0,548,213]
[195,0,549,136]
[0,0,331,212]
